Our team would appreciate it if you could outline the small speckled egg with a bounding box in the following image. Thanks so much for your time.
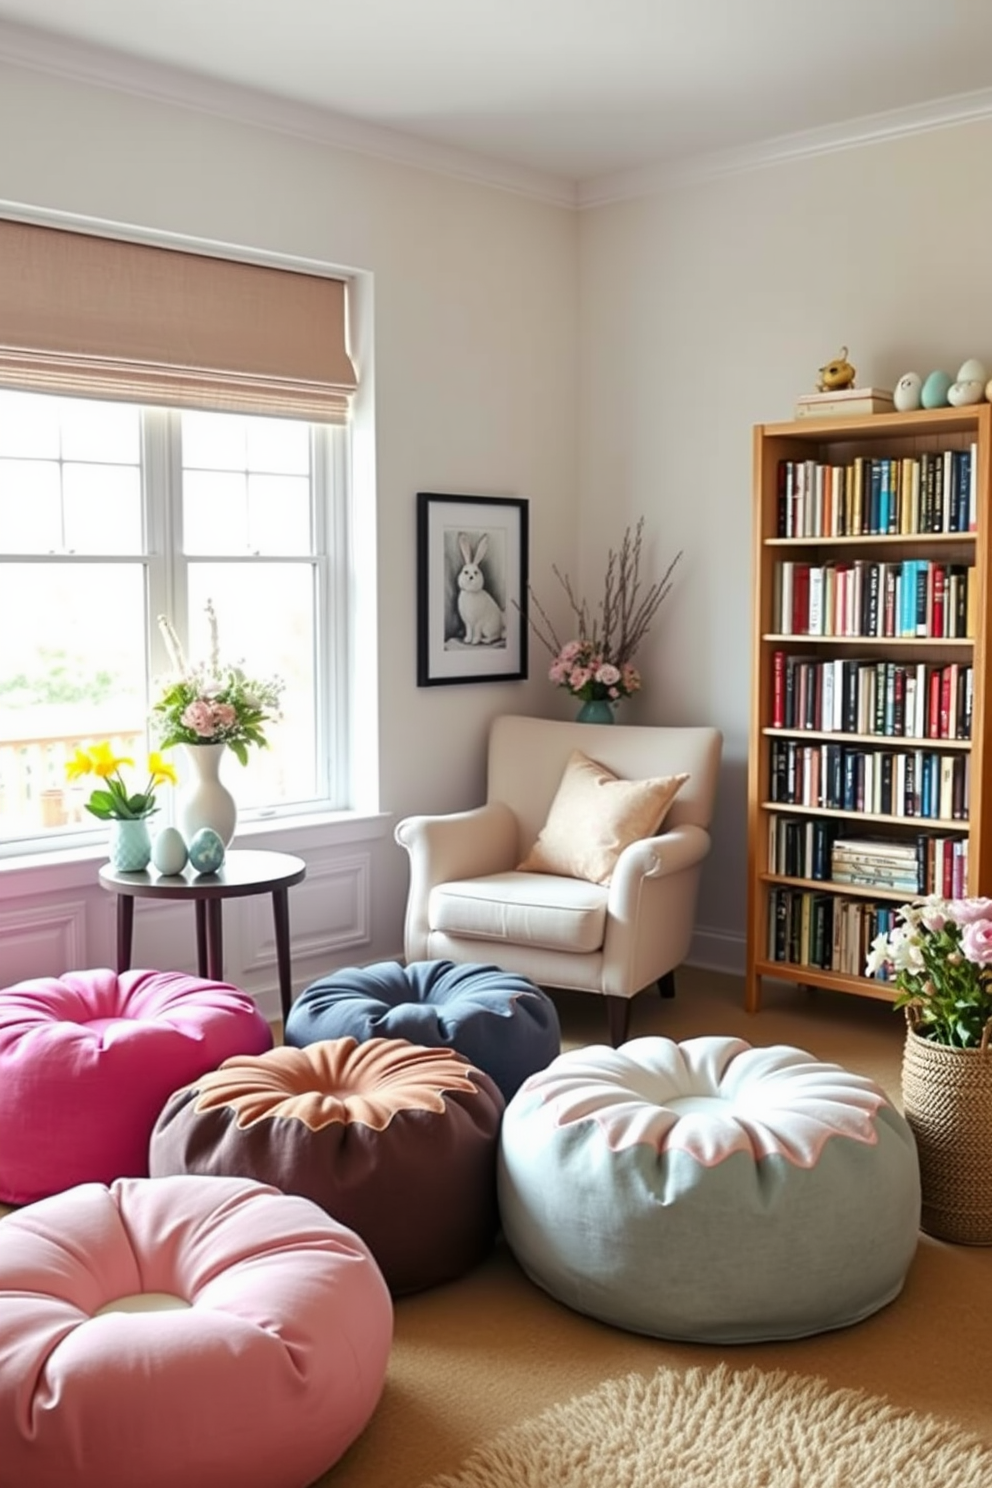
[188,827,226,875]
[151,825,188,876]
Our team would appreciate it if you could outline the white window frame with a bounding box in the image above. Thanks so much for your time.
[0,400,353,859]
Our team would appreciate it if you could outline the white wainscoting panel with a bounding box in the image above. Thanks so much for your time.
[0,899,88,985]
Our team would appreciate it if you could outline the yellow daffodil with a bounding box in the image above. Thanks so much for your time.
[65,746,95,782]
[148,752,179,788]
[89,741,135,779]
[64,741,176,821]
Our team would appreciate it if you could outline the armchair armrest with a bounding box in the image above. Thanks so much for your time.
[608,823,712,906]
[395,802,519,961]
[603,824,713,999]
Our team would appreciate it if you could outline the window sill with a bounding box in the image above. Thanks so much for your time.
[0,809,395,898]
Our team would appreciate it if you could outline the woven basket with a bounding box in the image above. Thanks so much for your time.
[901,1010,992,1245]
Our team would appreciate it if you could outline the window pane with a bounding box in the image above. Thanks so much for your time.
[182,410,312,556]
[183,471,248,554]
[0,564,148,838]
[246,418,310,474]
[182,411,248,470]
[0,390,61,458]
[186,564,317,807]
[60,399,140,464]
[64,463,143,554]
[247,474,311,553]
[0,461,62,551]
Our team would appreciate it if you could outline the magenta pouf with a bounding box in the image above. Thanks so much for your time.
[0,1174,393,1488]
[0,968,273,1205]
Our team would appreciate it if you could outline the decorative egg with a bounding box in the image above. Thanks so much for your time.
[957,358,988,384]
[948,379,985,407]
[188,827,226,875]
[893,372,922,412]
[920,370,953,409]
[151,825,188,876]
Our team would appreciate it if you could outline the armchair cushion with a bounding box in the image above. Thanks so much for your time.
[517,749,689,885]
[430,872,608,953]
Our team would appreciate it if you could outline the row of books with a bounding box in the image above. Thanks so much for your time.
[769,739,970,820]
[773,559,975,639]
[766,890,901,978]
[767,816,968,896]
[776,448,977,539]
[770,654,973,741]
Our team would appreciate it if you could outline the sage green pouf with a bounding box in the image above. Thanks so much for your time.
[498,1035,921,1343]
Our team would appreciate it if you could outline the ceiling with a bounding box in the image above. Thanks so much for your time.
[3,0,992,196]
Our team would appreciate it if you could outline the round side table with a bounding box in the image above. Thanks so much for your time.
[99,849,306,1023]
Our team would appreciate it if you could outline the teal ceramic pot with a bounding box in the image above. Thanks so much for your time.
[576,699,616,725]
[109,818,152,873]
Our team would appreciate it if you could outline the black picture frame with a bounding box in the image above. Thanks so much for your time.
[416,492,529,686]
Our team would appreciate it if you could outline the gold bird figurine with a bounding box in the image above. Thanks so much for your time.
[817,347,856,392]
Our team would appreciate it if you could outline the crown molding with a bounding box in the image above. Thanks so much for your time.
[0,18,578,210]
[578,85,992,208]
[3,17,991,215]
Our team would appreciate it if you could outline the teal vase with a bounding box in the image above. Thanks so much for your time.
[109,818,152,873]
[576,698,616,725]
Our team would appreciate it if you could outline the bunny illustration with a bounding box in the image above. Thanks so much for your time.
[457,532,505,645]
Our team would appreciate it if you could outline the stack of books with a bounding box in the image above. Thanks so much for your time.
[795,387,894,419]
[830,837,920,893]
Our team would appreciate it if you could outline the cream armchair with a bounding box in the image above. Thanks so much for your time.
[395,714,723,1045]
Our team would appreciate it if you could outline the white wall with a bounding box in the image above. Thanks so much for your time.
[579,119,992,972]
[0,61,578,1017]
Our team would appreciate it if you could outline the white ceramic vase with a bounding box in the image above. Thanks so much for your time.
[179,743,237,847]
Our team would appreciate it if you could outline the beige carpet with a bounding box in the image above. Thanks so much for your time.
[418,1362,992,1488]
[319,968,992,1488]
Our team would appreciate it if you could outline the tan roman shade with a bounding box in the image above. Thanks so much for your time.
[0,219,357,422]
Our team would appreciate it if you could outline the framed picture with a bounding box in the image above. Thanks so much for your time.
[417,492,529,686]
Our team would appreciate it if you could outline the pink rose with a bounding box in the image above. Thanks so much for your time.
[960,919,992,966]
[951,898,992,926]
[211,703,237,729]
[181,699,218,737]
[569,667,591,691]
[596,663,621,686]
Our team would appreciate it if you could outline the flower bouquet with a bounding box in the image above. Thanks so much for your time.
[866,895,992,1048]
[152,601,284,766]
[523,518,682,709]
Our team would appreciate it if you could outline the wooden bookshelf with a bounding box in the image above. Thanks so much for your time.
[746,405,992,1012]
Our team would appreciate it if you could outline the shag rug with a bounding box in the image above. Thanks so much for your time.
[419,1363,992,1488]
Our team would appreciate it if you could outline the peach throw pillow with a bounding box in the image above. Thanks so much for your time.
[517,749,689,885]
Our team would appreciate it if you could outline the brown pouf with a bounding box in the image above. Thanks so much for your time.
[149,1036,505,1294]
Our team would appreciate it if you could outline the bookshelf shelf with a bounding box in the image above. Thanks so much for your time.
[760,873,930,904]
[762,727,971,749]
[752,960,897,1003]
[766,532,974,549]
[747,405,992,1013]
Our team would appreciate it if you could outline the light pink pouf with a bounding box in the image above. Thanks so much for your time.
[0,968,273,1204]
[0,1174,393,1488]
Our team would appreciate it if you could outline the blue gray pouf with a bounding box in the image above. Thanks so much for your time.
[285,959,560,1103]
[498,1035,921,1344]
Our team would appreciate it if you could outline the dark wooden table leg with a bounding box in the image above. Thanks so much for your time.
[204,899,224,981]
[194,900,209,977]
[272,887,293,1024]
[116,895,135,973]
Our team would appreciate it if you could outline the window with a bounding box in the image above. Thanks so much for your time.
[0,388,350,852]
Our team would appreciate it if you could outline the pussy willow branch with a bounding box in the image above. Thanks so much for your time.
[516,518,683,665]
